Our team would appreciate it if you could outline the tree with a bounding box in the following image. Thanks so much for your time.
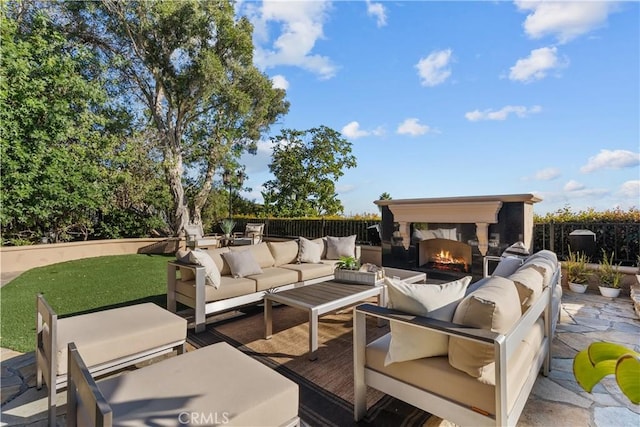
[377,192,392,212]
[64,0,288,235]
[0,6,114,243]
[262,126,356,217]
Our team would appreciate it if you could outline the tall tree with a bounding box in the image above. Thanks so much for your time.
[262,126,357,217]
[65,0,288,234]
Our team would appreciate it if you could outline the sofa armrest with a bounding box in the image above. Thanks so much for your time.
[167,261,207,333]
[483,256,502,277]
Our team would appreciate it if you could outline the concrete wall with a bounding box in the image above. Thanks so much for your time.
[0,238,182,274]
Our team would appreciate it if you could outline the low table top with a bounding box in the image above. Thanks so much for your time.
[264,281,382,310]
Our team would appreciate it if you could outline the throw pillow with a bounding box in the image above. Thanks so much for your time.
[448,276,521,383]
[298,237,323,263]
[492,256,523,278]
[175,249,195,281]
[384,276,472,365]
[325,235,357,260]
[186,249,222,289]
[222,250,263,278]
[501,241,530,258]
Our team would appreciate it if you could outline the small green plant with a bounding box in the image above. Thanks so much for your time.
[336,256,360,270]
[219,219,236,236]
[565,250,591,284]
[573,341,640,404]
[598,250,623,288]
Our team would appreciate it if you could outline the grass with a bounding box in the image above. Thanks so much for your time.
[1,254,173,353]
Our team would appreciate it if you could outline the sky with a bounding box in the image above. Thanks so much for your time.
[234,0,640,216]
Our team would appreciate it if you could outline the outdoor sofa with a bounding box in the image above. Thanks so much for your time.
[36,294,187,426]
[354,249,561,426]
[168,236,361,332]
[66,341,300,426]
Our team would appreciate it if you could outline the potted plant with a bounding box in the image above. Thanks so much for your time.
[564,250,591,293]
[336,256,360,270]
[219,219,236,238]
[597,250,623,297]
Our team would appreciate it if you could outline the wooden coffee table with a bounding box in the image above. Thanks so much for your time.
[264,281,385,360]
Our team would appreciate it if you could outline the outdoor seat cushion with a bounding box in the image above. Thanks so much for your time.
[248,267,299,292]
[55,303,186,375]
[175,276,256,303]
[281,262,335,281]
[365,318,544,416]
[97,342,298,426]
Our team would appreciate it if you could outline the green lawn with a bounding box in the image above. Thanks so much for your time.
[1,254,173,353]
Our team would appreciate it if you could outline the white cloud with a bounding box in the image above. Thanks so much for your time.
[366,0,387,27]
[416,49,452,87]
[509,47,566,83]
[580,149,640,173]
[246,1,337,79]
[515,1,616,44]
[271,74,289,90]
[239,139,275,175]
[396,118,431,136]
[564,180,585,192]
[534,167,561,181]
[618,180,640,200]
[342,121,369,139]
[465,105,542,121]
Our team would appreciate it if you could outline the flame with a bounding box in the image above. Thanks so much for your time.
[431,250,467,266]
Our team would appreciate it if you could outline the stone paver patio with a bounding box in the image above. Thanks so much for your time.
[1,289,639,426]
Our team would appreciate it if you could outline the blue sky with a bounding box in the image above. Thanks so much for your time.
[236,1,640,216]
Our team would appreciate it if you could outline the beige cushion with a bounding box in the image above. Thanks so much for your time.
[176,276,256,303]
[448,276,521,382]
[280,262,335,281]
[268,240,300,266]
[519,256,556,288]
[222,250,263,278]
[97,343,298,427]
[247,267,299,292]
[385,276,471,365]
[203,247,231,275]
[186,249,222,289]
[492,256,523,278]
[298,236,323,263]
[325,235,357,259]
[56,303,186,375]
[508,268,544,313]
[175,250,195,281]
[231,243,275,268]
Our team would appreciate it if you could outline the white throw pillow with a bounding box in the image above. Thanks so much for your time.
[492,256,523,278]
[222,250,263,278]
[298,236,323,263]
[325,235,356,260]
[384,276,472,365]
[185,249,222,289]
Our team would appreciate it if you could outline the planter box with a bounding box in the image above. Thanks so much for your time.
[334,269,384,286]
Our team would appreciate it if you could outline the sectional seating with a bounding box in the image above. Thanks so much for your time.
[168,236,361,332]
[353,249,561,427]
[67,341,300,427]
[36,294,187,426]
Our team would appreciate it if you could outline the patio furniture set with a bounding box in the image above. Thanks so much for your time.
[37,232,561,427]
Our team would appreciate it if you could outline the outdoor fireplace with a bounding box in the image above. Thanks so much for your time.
[375,194,540,281]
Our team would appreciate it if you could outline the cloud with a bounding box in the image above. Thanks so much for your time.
[396,118,431,136]
[515,1,616,44]
[366,1,387,27]
[246,1,337,79]
[564,180,585,192]
[416,49,453,87]
[618,180,640,200]
[509,47,566,83]
[271,74,289,90]
[341,121,385,139]
[580,149,640,173]
[239,139,275,175]
[534,167,561,181]
[465,105,542,121]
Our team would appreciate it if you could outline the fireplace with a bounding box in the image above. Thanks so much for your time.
[375,194,541,282]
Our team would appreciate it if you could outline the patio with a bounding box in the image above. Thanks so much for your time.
[1,286,638,426]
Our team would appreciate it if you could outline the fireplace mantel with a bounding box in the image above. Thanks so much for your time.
[375,194,541,255]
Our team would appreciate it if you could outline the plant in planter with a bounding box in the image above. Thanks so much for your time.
[336,256,360,270]
[219,219,236,238]
[565,250,591,293]
[573,341,640,404]
[597,250,623,297]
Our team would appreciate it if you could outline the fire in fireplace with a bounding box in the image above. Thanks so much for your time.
[418,238,472,275]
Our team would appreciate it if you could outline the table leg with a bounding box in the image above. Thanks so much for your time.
[309,308,318,361]
[377,288,387,327]
[264,298,273,339]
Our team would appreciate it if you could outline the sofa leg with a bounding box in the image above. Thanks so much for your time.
[195,322,205,334]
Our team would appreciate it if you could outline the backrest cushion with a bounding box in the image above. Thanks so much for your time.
[492,257,523,278]
[203,247,231,275]
[385,276,471,365]
[231,242,275,268]
[222,250,263,278]
[298,237,323,263]
[448,276,521,383]
[519,256,556,288]
[325,235,357,259]
[508,268,544,313]
[268,240,300,266]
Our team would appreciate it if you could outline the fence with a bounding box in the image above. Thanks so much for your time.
[234,218,640,266]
